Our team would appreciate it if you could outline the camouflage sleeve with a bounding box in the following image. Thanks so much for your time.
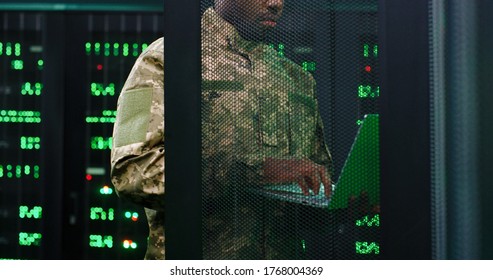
[310,81,333,176]
[110,37,164,211]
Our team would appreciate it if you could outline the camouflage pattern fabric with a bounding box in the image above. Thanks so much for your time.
[111,37,165,260]
[201,8,331,259]
[110,7,332,260]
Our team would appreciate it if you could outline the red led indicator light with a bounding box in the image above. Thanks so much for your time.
[86,174,93,181]
[364,65,372,72]
[97,64,103,71]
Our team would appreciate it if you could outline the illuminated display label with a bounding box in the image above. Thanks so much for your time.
[91,83,115,97]
[21,83,43,96]
[90,207,115,221]
[0,164,40,179]
[19,232,42,246]
[89,235,113,248]
[11,60,23,70]
[355,214,380,227]
[363,43,378,58]
[91,137,112,150]
[20,136,41,150]
[358,85,379,98]
[302,61,316,72]
[355,241,380,255]
[19,206,43,219]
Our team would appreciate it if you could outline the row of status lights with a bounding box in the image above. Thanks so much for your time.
[85,110,117,124]
[0,42,22,57]
[89,235,138,250]
[85,42,148,57]
[21,136,41,150]
[19,233,139,249]
[8,60,44,71]
[0,164,40,179]
[89,207,139,222]
[0,110,41,123]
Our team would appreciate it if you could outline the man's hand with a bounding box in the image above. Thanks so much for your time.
[261,157,332,197]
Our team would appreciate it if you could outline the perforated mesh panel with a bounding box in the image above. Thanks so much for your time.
[200,0,380,260]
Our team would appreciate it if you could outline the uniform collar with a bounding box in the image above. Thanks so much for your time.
[202,7,266,56]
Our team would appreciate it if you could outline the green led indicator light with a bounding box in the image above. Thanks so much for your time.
[6,42,12,56]
[278,43,285,57]
[123,240,137,249]
[90,83,115,96]
[19,232,42,246]
[113,43,120,56]
[356,214,380,227]
[0,164,39,179]
[358,85,380,98]
[355,241,380,255]
[11,60,23,70]
[14,43,21,56]
[86,111,117,124]
[104,42,111,57]
[20,136,41,150]
[37,59,44,70]
[363,44,378,58]
[0,110,41,123]
[91,136,112,150]
[301,239,306,252]
[142,43,148,52]
[0,42,3,55]
[85,42,91,55]
[21,82,43,96]
[302,61,316,72]
[124,211,139,221]
[123,43,129,57]
[363,44,370,57]
[133,43,139,56]
[89,235,113,248]
[94,42,101,55]
[90,207,115,221]
[100,185,113,195]
[19,206,43,219]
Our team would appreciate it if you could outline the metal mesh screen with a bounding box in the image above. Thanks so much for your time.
[200,0,380,260]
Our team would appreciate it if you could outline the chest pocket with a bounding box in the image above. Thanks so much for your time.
[202,80,257,156]
[288,92,317,156]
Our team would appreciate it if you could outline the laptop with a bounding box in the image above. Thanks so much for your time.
[251,114,380,210]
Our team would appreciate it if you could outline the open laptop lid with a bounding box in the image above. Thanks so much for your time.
[255,114,380,209]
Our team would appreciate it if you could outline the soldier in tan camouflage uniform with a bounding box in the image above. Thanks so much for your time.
[111,37,165,260]
[111,0,332,260]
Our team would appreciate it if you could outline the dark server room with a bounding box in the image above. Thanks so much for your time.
[1,0,493,267]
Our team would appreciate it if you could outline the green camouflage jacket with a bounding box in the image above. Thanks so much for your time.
[201,8,332,259]
[201,8,331,196]
[111,37,165,260]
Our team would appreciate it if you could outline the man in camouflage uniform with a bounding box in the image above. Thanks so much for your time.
[201,0,332,259]
[111,0,332,260]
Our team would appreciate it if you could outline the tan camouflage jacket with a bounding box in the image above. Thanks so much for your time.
[110,37,165,260]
